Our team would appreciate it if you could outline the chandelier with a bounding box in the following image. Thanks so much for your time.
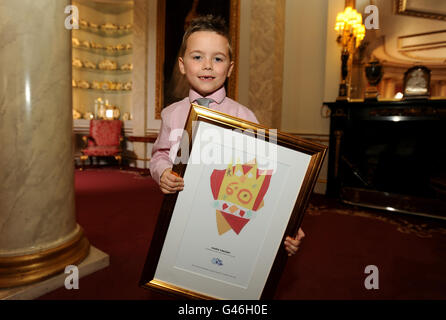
[335,7,365,48]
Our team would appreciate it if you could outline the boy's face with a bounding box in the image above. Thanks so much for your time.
[179,31,234,97]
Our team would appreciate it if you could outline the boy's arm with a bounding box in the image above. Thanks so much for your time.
[284,228,305,256]
[149,115,174,186]
[239,107,259,125]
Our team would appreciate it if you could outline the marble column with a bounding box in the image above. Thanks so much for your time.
[0,0,89,288]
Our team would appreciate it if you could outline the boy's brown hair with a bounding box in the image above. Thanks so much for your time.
[179,14,232,60]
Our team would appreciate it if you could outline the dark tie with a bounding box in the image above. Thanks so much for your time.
[195,98,213,108]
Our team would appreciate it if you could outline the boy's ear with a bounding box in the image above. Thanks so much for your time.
[178,57,186,75]
[227,61,235,78]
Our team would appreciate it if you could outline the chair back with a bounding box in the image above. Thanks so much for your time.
[90,120,122,146]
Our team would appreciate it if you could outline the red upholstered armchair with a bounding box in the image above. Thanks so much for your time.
[80,120,123,169]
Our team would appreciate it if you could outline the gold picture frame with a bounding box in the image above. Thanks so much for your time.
[155,0,240,120]
[396,0,446,21]
[140,104,327,299]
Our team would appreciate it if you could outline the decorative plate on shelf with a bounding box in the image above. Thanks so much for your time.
[122,112,131,121]
[84,112,94,120]
[113,106,120,119]
[73,109,82,119]
[98,59,118,70]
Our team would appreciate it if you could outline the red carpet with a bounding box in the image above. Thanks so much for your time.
[38,169,446,300]
[275,200,446,299]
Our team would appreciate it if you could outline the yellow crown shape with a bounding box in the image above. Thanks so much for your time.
[216,160,272,211]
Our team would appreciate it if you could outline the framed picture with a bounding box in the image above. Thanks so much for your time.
[396,0,446,21]
[155,0,240,119]
[140,104,327,299]
[403,65,431,98]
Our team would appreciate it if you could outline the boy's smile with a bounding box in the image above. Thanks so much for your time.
[179,31,234,97]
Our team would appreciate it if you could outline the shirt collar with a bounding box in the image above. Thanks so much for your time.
[189,87,226,105]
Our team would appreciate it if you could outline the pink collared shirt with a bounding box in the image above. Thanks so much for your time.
[149,87,259,185]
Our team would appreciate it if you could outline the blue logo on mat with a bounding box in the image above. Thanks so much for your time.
[211,258,223,266]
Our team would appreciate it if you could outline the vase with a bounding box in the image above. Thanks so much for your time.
[364,60,383,100]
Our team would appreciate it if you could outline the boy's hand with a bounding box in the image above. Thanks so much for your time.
[160,169,184,194]
[284,228,305,257]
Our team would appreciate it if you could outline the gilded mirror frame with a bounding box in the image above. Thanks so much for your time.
[396,0,446,21]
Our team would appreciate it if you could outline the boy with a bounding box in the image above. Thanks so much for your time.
[150,15,304,256]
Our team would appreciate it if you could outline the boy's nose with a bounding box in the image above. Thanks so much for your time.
[202,58,212,70]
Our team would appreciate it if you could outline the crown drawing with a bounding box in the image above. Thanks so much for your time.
[210,160,273,235]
